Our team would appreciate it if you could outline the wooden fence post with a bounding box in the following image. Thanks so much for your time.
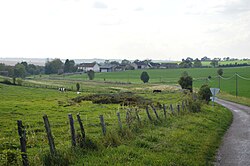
[99,115,106,136]
[117,112,122,130]
[177,104,180,114]
[182,101,185,111]
[17,120,29,166]
[146,106,152,121]
[163,104,167,119]
[43,115,56,155]
[151,105,160,120]
[126,110,131,128]
[170,104,174,114]
[77,113,86,142]
[68,114,76,147]
[135,109,141,123]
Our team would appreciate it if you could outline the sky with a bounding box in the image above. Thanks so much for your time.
[0,0,250,61]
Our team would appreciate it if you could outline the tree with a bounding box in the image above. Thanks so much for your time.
[140,71,149,83]
[14,63,26,79]
[121,59,131,65]
[210,59,219,68]
[45,59,63,74]
[198,84,212,104]
[217,68,223,76]
[178,72,193,92]
[179,59,193,68]
[193,58,202,68]
[87,70,95,80]
[76,83,80,91]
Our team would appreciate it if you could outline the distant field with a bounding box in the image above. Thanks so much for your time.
[43,67,250,98]
[202,60,250,66]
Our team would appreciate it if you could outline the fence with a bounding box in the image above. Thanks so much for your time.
[15,101,190,165]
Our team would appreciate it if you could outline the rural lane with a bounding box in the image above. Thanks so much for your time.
[215,98,250,166]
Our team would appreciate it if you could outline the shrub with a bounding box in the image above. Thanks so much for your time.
[140,71,149,83]
[217,68,223,76]
[87,70,95,80]
[178,72,193,92]
[16,79,23,86]
[198,84,212,104]
[76,83,80,91]
[1,79,13,85]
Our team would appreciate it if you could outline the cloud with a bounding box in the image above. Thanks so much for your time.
[134,7,144,11]
[185,0,250,15]
[93,1,108,9]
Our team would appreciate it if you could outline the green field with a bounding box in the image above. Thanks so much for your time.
[38,67,250,98]
[0,80,232,165]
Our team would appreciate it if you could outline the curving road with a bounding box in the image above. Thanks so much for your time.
[215,98,250,166]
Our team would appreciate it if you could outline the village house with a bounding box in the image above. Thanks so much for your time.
[99,64,115,72]
[77,63,100,72]
[131,62,150,69]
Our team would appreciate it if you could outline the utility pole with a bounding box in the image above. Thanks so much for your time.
[236,73,238,97]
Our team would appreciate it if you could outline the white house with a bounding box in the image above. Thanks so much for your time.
[77,63,100,72]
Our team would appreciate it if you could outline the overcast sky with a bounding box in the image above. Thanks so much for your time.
[0,0,250,61]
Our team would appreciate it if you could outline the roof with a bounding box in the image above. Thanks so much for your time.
[133,62,148,66]
[99,64,114,69]
[78,63,97,67]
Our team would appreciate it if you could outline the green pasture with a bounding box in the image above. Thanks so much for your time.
[0,82,232,165]
[40,67,250,98]
[201,60,250,66]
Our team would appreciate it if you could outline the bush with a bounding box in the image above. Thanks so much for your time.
[178,72,193,92]
[140,71,149,83]
[76,83,80,91]
[1,79,13,85]
[87,70,95,80]
[198,84,212,104]
[217,68,223,76]
[16,79,23,86]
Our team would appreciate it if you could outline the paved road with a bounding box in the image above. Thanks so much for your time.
[215,98,250,166]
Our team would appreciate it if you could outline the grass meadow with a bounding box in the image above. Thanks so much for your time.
[0,80,232,165]
[37,66,250,98]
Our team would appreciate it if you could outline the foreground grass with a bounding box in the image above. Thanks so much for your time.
[0,83,232,165]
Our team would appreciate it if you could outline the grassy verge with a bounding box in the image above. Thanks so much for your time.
[218,92,250,107]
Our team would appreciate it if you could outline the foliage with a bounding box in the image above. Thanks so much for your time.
[210,59,219,68]
[187,95,202,112]
[198,84,212,104]
[193,58,202,68]
[217,68,223,76]
[72,92,152,108]
[64,59,76,73]
[87,70,95,80]
[179,58,193,68]
[178,72,193,92]
[45,59,63,74]
[140,71,149,83]
[14,63,26,78]
[76,83,80,91]
[16,79,23,86]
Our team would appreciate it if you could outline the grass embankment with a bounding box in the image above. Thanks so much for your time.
[0,83,232,165]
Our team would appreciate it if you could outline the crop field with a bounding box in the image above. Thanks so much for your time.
[39,66,250,98]
[0,80,232,165]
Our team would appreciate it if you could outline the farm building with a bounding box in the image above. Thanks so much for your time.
[99,65,115,72]
[131,62,150,69]
[77,63,100,72]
